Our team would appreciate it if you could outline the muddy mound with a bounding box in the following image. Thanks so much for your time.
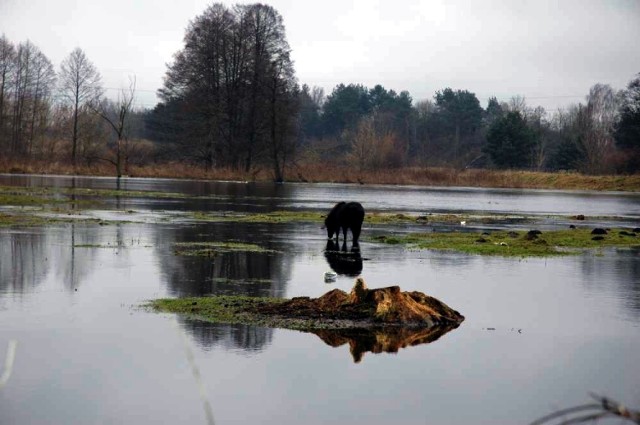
[255,278,464,327]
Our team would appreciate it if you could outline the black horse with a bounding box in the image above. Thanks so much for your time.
[324,201,365,243]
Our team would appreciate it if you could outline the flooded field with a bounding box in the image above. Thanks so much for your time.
[1,174,639,425]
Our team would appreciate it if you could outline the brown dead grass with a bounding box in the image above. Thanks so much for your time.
[1,158,638,192]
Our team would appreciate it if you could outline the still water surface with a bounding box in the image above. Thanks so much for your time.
[1,175,639,424]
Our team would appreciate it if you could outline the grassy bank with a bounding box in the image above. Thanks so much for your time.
[1,158,639,191]
[374,228,640,257]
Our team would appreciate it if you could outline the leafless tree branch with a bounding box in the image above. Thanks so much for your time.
[531,394,640,425]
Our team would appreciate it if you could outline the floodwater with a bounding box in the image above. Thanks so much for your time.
[1,175,639,425]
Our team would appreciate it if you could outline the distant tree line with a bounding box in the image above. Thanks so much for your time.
[292,81,640,175]
[1,2,639,179]
[0,36,149,176]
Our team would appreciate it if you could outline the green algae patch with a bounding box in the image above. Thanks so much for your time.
[173,241,277,256]
[373,228,640,257]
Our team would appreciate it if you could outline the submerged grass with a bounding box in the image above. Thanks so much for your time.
[0,212,63,227]
[173,241,277,256]
[190,210,325,223]
[0,211,120,228]
[0,184,189,202]
[373,228,640,257]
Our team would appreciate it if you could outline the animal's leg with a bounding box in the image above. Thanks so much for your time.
[352,224,362,243]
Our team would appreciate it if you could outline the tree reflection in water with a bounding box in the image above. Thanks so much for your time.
[155,221,292,298]
[179,318,275,353]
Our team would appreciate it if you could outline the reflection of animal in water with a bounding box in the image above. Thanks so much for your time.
[324,201,365,243]
[324,240,362,277]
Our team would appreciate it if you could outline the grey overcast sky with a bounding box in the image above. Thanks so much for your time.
[1,0,639,111]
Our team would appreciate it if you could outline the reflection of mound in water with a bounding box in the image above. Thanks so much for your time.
[312,324,459,363]
[324,240,363,277]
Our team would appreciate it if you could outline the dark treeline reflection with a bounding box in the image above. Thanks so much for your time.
[0,224,102,295]
[612,248,640,320]
[580,247,640,321]
[0,230,50,294]
[154,222,292,298]
[0,174,300,214]
[102,180,301,214]
[154,221,295,351]
[179,319,274,353]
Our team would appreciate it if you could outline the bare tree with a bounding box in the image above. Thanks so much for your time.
[529,106,549,170]
[577,83,620,174]
[92,77,136,178]
[26,49,56,156]
[348,114,403,171]
[0,35,15,150]
[59,48,103,167]
[507,95,529,116]
[10,41,36,155]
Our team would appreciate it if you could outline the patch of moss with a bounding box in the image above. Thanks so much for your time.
[372,228,640,257]
[151,296,292,328]
[152,295,359,331]
[173,241,277,256]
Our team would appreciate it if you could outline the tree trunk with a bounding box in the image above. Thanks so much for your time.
[72,91,79,168]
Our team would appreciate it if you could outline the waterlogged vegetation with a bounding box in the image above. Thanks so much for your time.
[2,183,639,259]
[189,210,325,223]
[0,211,114,227]
[373,228,640,257]
[188,209,532,226]
[151,296,293,329]
[173,241,278,256]
[0,184,190,203]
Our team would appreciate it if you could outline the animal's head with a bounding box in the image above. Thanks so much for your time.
[324,216,337,239]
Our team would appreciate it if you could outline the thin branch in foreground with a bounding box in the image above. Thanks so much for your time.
[530,394,640,425]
